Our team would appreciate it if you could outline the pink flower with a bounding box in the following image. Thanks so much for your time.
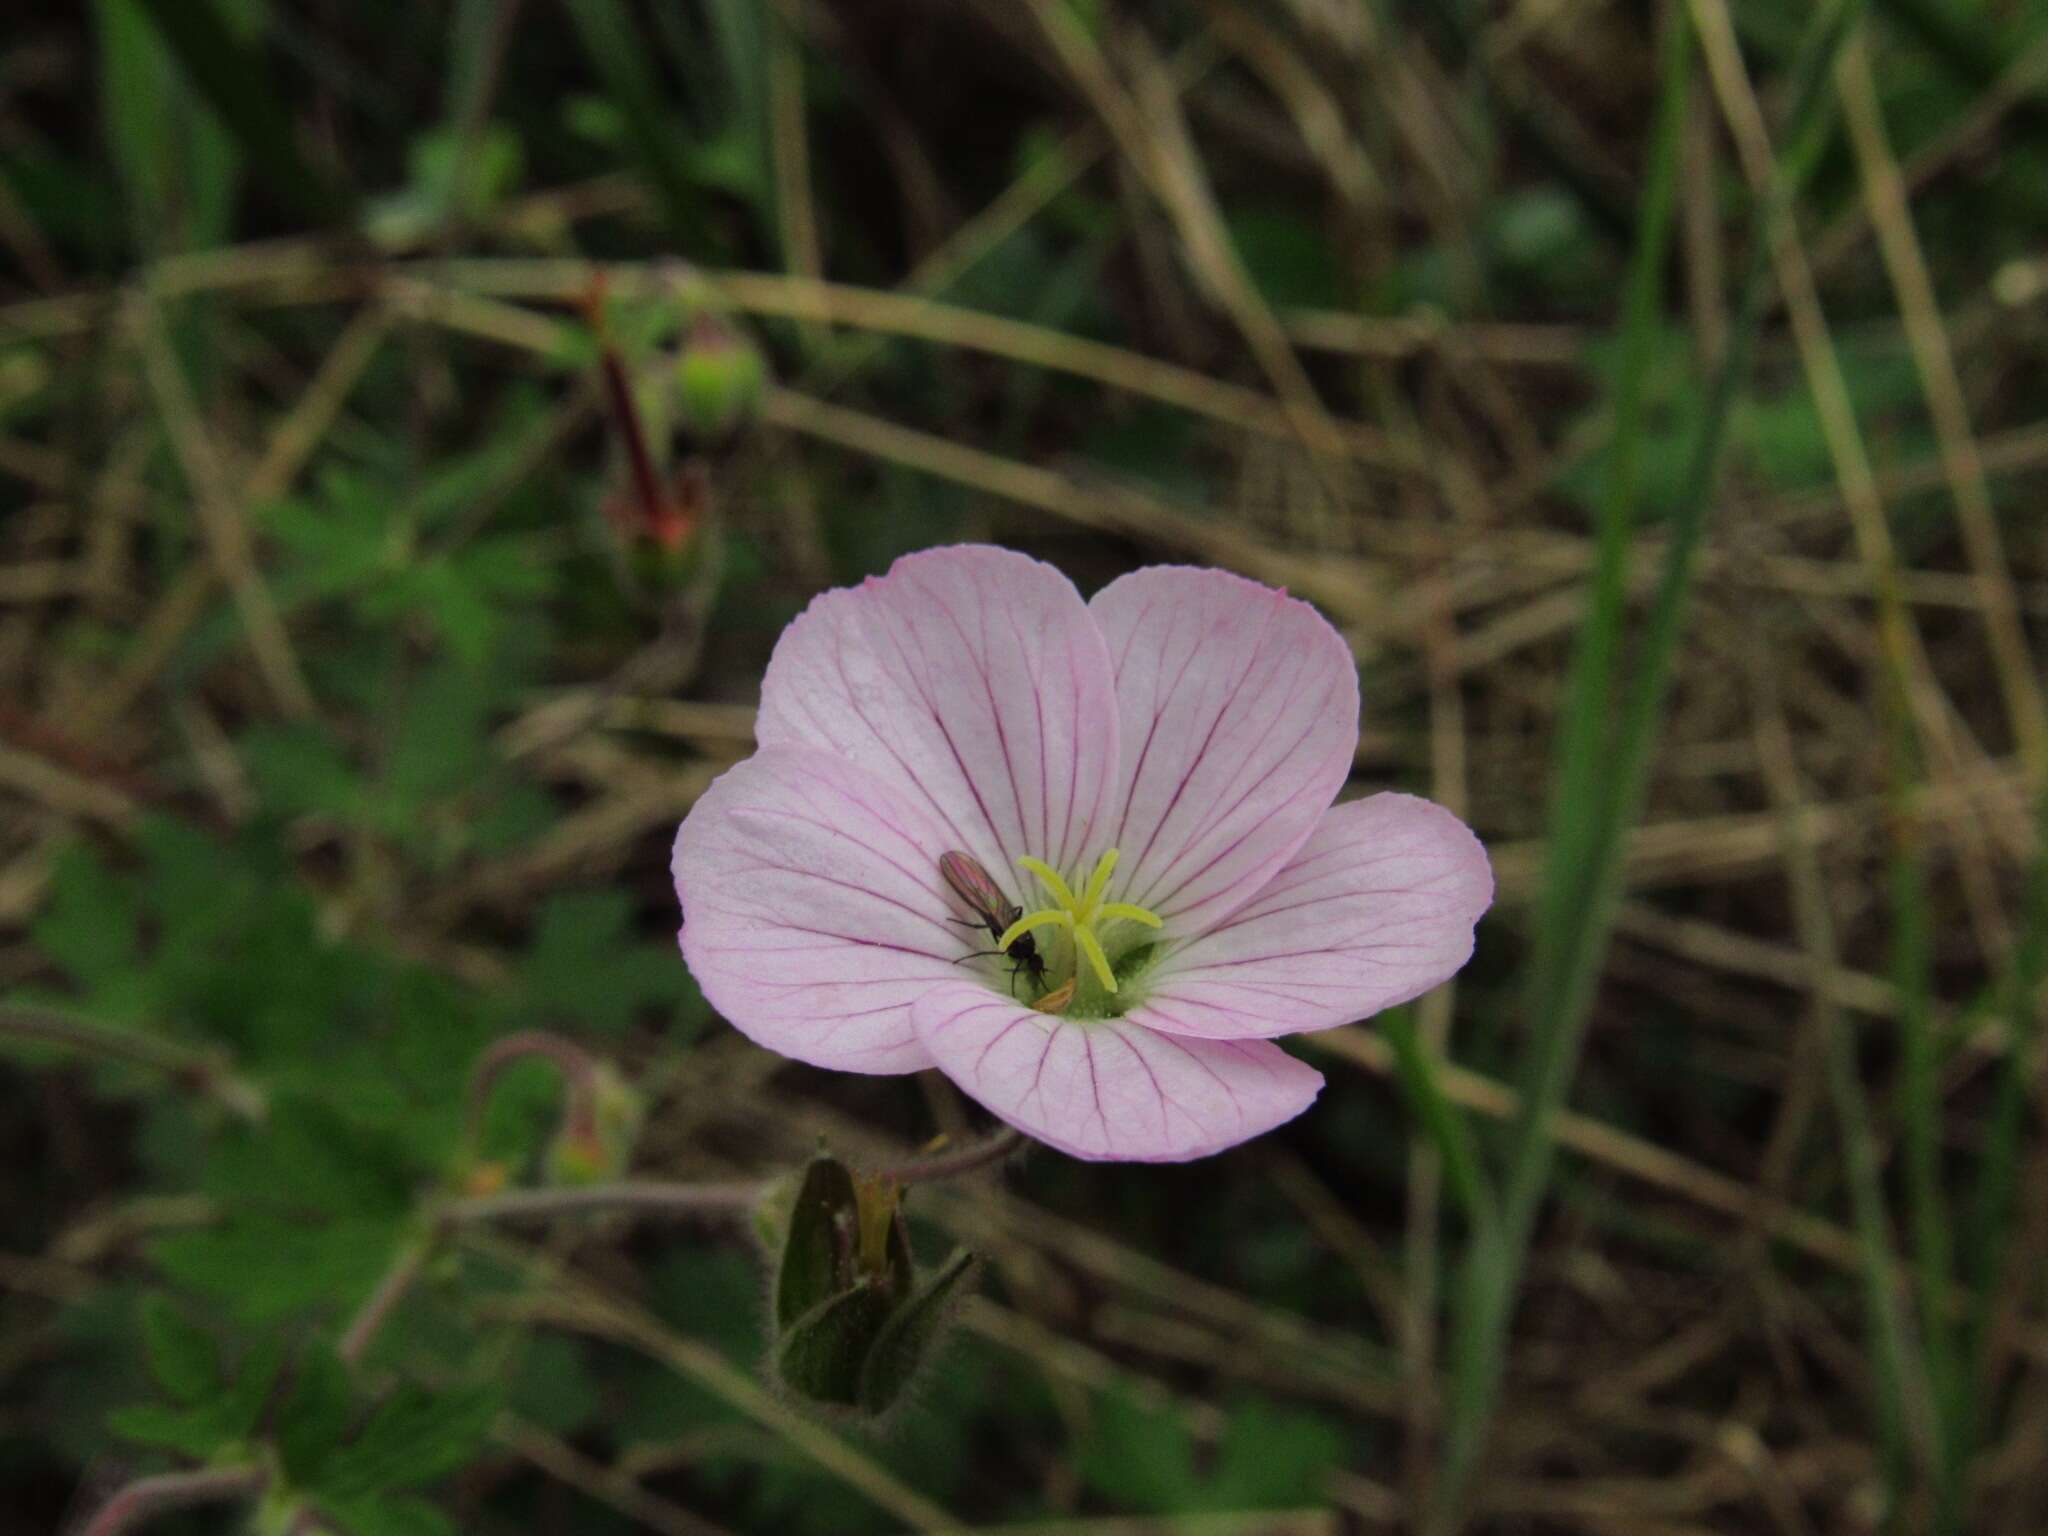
[672,546,1492,1162]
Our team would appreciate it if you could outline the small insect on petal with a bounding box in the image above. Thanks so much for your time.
[939,850,1016,925]
[939,850,1047,996]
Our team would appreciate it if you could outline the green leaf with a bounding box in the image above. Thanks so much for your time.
[220,1332,289,1443]
[858,1249,977,1415]
[138,1294,222,1403]
[126,0,351,224]
[153,1217,406,1326]
[517,890,695,1035]
[115,1328,291,1455]
[278,1343,357,1484]
[106,1402,230,1458]
[563,0,712,246]
[1204,1401,1344,1510]
[509,1335,600,1437]
[242,723,365,823]
[379,664,495,817]
[1076,1390,1200,1513]
[33,845,141,987]
[205,1097,417,1219]
[317,1385,500,1496]
[95,0,241,253]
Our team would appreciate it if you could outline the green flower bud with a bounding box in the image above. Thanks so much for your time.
[854,1247,978,1415]
[777,1280,895,1407]
[760,1151,977,1416]
[674,317,766,441]
[544,1063,643,1186]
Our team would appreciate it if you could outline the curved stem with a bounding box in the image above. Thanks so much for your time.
[437,1129,1025,1224]
[338,1233,433,1365]
[465,1030,601,1147]
[78,1465,268,1536]
[881,1126,1025,1184]
[0,1006,264,1121]
[438,1179,764,1225]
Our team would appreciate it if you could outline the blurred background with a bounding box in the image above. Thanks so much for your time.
[3,0,2047,1532]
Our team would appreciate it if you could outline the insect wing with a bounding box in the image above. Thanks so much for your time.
[938,850,1017,930]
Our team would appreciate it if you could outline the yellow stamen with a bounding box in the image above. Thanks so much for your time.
[1015,856,1079,911]
[1004,847,1164,996]
[1079,848,1120,910]
[1074,926,1118,991]
[1096,903,1163,930]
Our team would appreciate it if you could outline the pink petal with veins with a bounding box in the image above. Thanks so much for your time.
[756,545,1120,891]
[1131,794,1493,1040]
[672,746,965,1073]
[911,979,1323,1161]
[1090,566,1358,935]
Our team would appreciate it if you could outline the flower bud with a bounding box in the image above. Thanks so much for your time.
[544,1063,643,1186]
[674,315,766,442]
[760,1151,977,1415]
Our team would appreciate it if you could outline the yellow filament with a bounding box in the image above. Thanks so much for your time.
[996,907,1071,951]
[1074,925,1118,991]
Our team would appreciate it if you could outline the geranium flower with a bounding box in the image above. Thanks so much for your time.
[672,545,1492,1161]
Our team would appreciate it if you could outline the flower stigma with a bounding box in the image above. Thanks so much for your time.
[997,849,1163,1009]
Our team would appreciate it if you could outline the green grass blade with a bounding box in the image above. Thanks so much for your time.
[127,0,350,226]
[1958,787,2048,1487]
[1383,1011,1497,1236]
[1889,777,1963,1527]
[562,0,709,245]
[1964,789,2048,1307]
[1431,3,1870,1525]
[1761,664,1927,1519]
[1826,949,1922,1514]
[1430,9,1690,1506]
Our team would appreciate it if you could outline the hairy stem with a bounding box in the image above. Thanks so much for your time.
[882,1126,1026,1184]
[439,1179,764,1225]
[0,1006,264,1122]
[77,1465,269,1536]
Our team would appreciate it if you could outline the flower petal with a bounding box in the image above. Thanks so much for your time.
[673,746,971,1074]
[757,545,1120,886]
[911,979,1323,1161]
[1090,565,1357,935]
[1131,793,1493,1040]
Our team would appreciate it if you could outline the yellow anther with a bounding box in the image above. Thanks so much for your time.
[1031,979,1077,1014]
[1016,856,1078,910]
[1096,903,1163,930]
[1079,849,1120,910]
[1005,847,1163,996]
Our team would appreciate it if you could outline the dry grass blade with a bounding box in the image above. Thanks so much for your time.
[129,290,315,719]
[477,1235,963,1533]
[1688,0,2021,953]
[1018,0,1357,503]
[1834,34,2048,779]
[757,384,1387,620]
[424,258,1415,470]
